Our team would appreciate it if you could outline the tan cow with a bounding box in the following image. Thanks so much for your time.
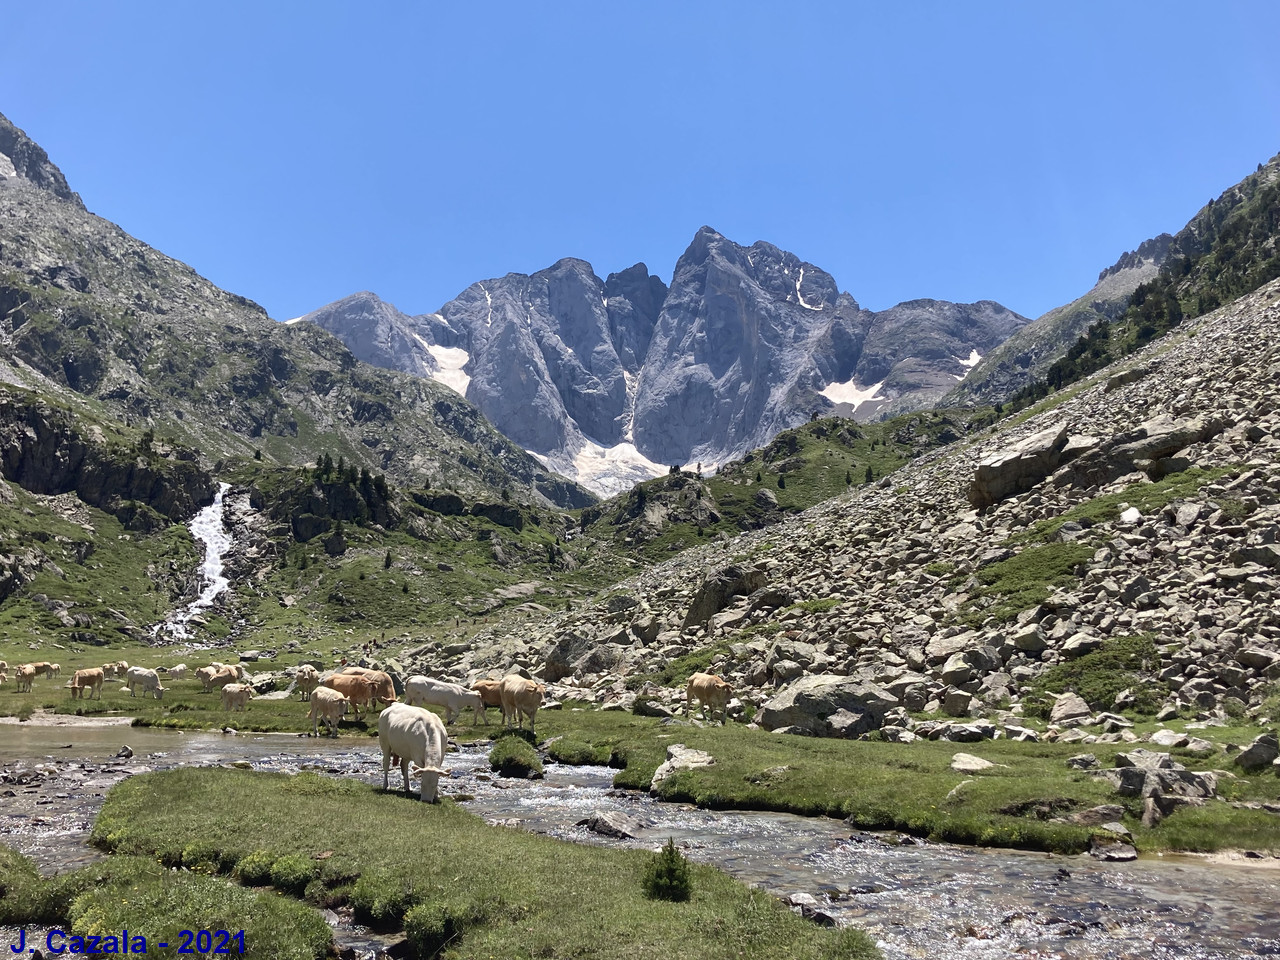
[471,678,504,714]
[69,667,105,700]
[161,663,188,680]
[29,661,53,678]
[0,659,7,675]
[207,667,240,692]
[499,675,546,733]
[320,673,382,718]
[220,683,254,711]
[48,664,61,678]
[685,672,732,724]
[16,663,37,693]
[295,664,321,701]
[308,686,350,737]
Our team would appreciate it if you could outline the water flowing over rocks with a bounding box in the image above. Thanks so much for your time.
[152,482,234,640]
[5,725,1280,960]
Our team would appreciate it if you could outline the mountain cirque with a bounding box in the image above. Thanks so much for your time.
[304,227,1029,496]
[407,276,1280,744]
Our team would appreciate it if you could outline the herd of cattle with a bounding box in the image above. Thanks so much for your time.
[2,656,735,802]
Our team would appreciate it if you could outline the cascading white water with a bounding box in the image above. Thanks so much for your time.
[153,481,233,641]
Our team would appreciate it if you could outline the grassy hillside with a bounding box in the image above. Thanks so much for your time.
[579,408,998,561]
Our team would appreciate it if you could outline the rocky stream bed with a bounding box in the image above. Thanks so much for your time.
[2,720,1279,960]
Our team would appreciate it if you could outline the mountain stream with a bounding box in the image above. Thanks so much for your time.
[152,481,233,641]
[2,723,1277,960]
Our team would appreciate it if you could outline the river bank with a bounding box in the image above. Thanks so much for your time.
[3,722,1280,959]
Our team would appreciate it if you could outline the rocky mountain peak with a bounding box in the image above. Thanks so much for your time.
[1097,234,1174,284]
[306,226,1027,492]
[0,111,83,208]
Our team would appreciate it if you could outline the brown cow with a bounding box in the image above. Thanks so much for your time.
[70,667,105,700]
[320,673,383,718]
[498,674,546,733]
[349,669,396,706]
[685,672,732,724]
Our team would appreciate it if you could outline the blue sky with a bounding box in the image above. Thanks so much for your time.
[4,2,1279,322]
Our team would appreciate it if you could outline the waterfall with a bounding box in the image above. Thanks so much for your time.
[153,481,233,641]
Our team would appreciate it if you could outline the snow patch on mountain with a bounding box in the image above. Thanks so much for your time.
[819,378,886,411]
[533,434,665,498]
[424,341,471,396]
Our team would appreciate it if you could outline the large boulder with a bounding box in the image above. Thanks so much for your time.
[1049,692,1092,724]
[1096,749,1217,799]
[542,631,593,682]
[1235,733,1279,772]
[650,744,716,792]
[682,563,768,630]
[968,424,1070,509]
[757,675,897,736]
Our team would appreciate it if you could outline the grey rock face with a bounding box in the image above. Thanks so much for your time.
[0,111,83,208]
[306,227,1027,494]
[632,227,1029,467]
[945,234,1174,407]
[300,291,438,379]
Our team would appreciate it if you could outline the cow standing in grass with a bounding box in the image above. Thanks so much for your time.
[685,672,732,724]
[69,667,105,700]
[405,676,486,725]
[126,666,166,700]
[499,675,546,733]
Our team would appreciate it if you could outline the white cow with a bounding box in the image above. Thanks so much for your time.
[404,675,486,725]
[378,702,448,803]
[163,663,189,680]
[308,686,350,737]
[295,664,321,701]
[125,666,165,700]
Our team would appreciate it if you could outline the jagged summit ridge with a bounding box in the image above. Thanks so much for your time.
[306,226,1027,493]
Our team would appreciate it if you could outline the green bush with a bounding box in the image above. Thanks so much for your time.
[270,852,320,896]
[489,735,544,778]
[69,868,331,959]
[350,870,418,928]
[404,900,487,960]
[0,844,52,924]
[641,839,692,902]
[234,849,277,885]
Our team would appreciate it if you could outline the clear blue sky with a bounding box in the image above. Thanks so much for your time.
[4,2,1279,322]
